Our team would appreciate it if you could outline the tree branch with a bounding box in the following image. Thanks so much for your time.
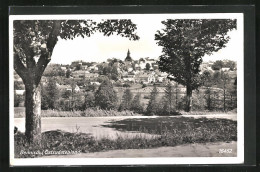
[34,20,61,85]
[47,20,61,55]
[35,53,50,85]
[14,53,28,82]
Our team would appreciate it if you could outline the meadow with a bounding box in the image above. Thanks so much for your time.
[14,116,237,158]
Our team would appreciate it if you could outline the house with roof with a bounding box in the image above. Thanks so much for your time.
[58,84,80,92]
[221,67,230,72]
[90,82,101,86]
[72,70,98,79]
[135,72,156,84]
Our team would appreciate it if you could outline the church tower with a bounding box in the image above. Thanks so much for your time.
[125,49,132,62]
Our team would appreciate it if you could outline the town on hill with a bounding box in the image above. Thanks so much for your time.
[14,49,237,112]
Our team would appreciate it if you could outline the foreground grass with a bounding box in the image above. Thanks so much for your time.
[14,107,236,118]
[14,107,142,118]
[14,117,237,158]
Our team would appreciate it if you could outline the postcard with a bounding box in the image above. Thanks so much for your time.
[9,12,244,166]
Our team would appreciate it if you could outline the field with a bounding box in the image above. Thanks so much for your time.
[14,107,236,118]
[14,114,237,158]
[14,107,142,118]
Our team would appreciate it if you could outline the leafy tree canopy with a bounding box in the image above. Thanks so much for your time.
[13,19,139,86]
[155,19,236,90]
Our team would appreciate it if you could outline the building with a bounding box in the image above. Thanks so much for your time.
[72,70,99,79]
[125,49,133,62]
[90,82,101,86]
[58,84,80,92]
[221,68,230,72]
[135,72,156,84]
[122,74,135,82]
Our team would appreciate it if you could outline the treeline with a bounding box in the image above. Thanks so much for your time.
[36,73,236,115]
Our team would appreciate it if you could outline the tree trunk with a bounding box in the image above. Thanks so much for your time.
[223,89,226,112]
[25,83,41,145]
[185,84,192,112]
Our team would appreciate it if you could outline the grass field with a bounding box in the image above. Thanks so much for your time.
[14,107,142,118]
[14,116,237,158]
[14,107,236,118]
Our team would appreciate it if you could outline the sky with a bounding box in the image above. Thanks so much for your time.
[50,16,241,65]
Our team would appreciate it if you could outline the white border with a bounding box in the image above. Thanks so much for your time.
[9,13,244,166]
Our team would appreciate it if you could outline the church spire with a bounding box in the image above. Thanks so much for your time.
[125,49,132,62]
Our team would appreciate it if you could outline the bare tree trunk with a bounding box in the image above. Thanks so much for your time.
[185,84,192,112]
[25,83,41,145]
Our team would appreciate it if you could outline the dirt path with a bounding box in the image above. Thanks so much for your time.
[42,141,237,158]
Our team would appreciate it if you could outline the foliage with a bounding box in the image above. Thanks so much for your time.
[75,64,82,70]
[41,78,60,109]
[204,87,213,110]
[162,82,176,115]
[130,94,144,113]
[14,92,23,107]
[211,60,224,70]
[145,63,151,70]
[211,60,236,71]
[43,64,65,77]
[155,19,237,111]
[146,85,159,115]
[224,60,236,71]
[111,65,119,81]
[62,90,72,99]
[14,107,142,118]
[119,89,133,111]
[191,90,206,111]
[14,81,24,90]
[201,70,213,87]
[84,92,95,109]
[65,69,71,78]
[95,78,118,109]
[14,117,237,158]
[13,19,140,143]
[71,93,85,111]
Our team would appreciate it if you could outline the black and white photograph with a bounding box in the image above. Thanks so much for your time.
[9,13,244,165]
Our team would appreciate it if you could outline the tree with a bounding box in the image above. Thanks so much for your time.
[130,94,143,113]
[224,60,236,71]
[43,64,65,77]
[201,70,213,87]
[146,85,159,115]
[75,63,82,70]
[13,19,139,144]
[211,60,224,70]
[84,92,95,109]
[65,69,71,78]
[42,77,60,109]
[204,87,213,111]
[155,19,236,112]
[173,82,181,110]
[163,82,175,115]
[214,71,231,111]
[119,89,133,111]
[227,77,237,109]
[111,65,119,81]
[145,63,151,71]
[95,78,118,109]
